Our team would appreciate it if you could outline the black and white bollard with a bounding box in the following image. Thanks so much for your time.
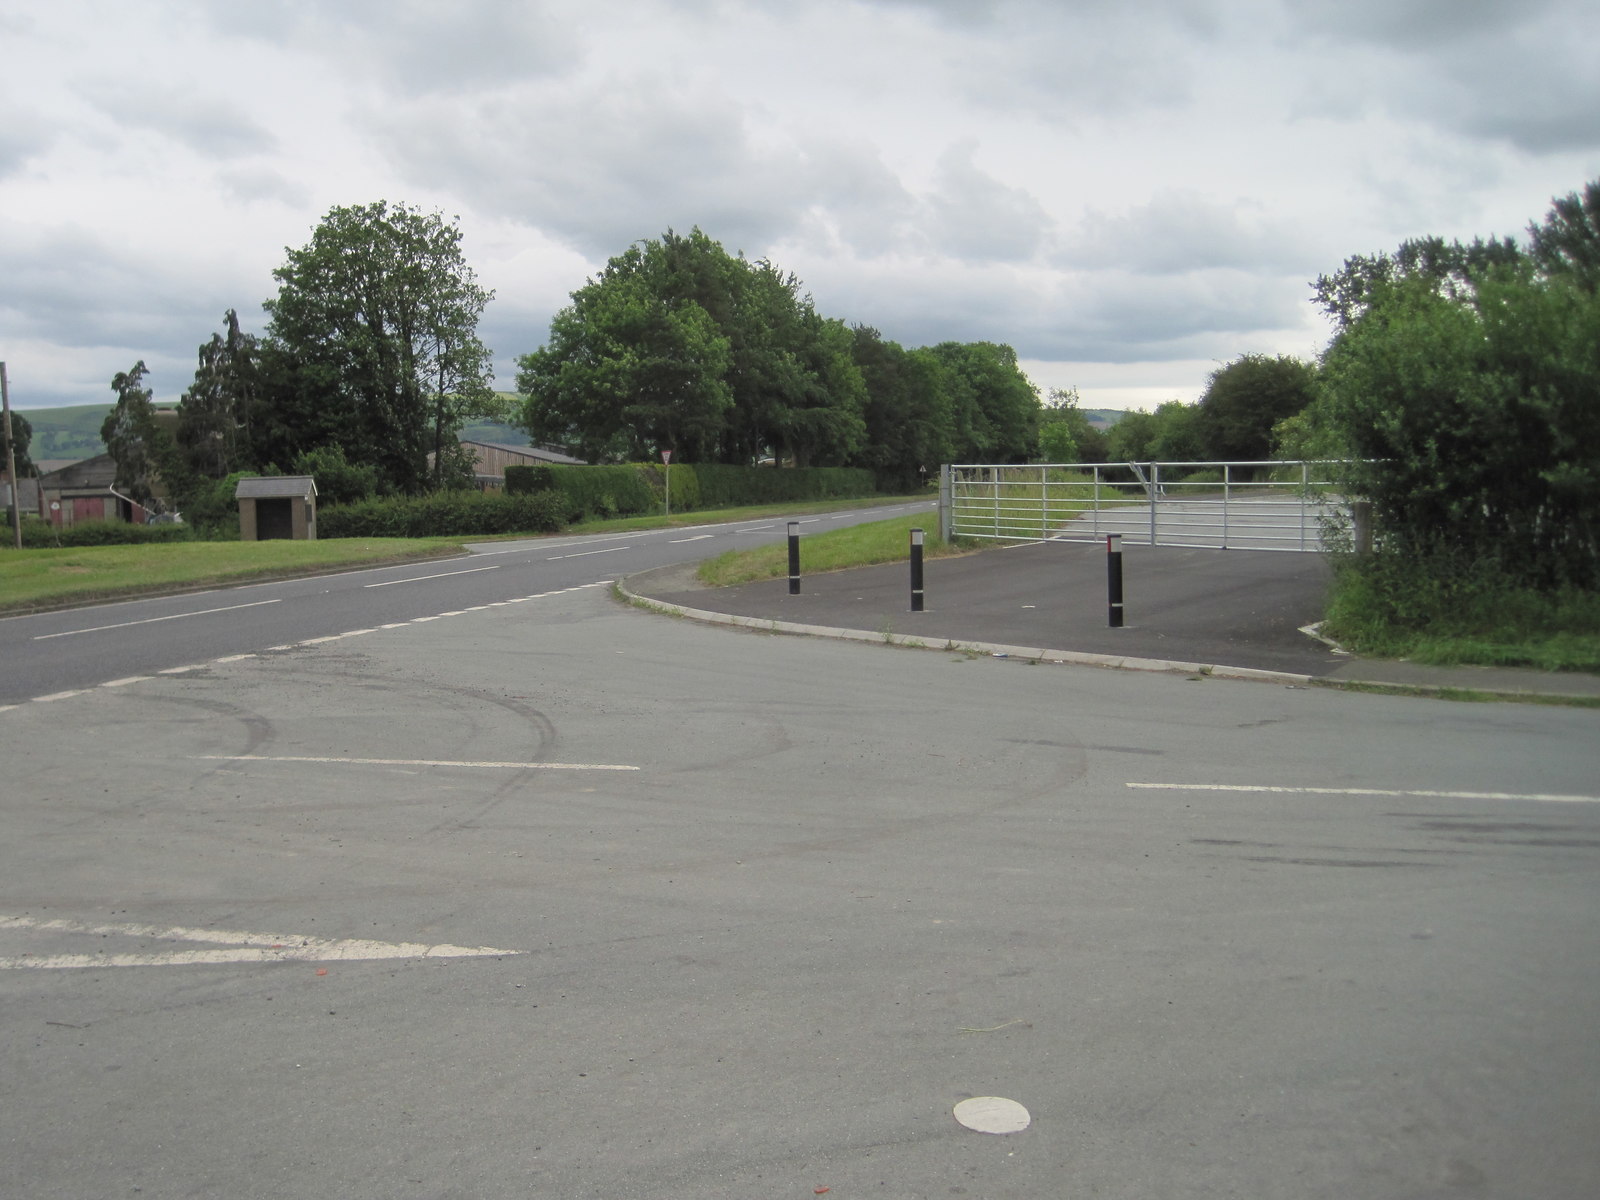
[909,527,925,611]
[1106,533,1124,628]
[787,521,801,595]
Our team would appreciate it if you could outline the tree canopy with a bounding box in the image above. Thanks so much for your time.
[263,201,496,494]
[1307,178,1600,591]
[518,227,1039,479]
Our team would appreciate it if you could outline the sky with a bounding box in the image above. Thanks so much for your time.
[3,0,1597,417]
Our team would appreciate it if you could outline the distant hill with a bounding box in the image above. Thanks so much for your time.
[13,402,128,462]
[1082,408,1125,431]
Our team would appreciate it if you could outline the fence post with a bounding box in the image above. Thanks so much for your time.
[910,527,925,611]
[1107,533,1124,628]
[939,465,952,542]
[787,521,801,594]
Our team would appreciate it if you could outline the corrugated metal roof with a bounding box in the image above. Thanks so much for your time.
[234,476,317,499]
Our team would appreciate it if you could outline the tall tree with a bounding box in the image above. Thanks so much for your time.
[850,328,954,488]
[1194,353,1317,463]
[929,341,1040,462]
[263,201,496,494]
[4,411,34,479]
[101,361,166,506]
[1528,178,1600,293]
[177,309,260,480]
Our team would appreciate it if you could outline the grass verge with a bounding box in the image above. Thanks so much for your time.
[0,538,466,614]
[696,512,966,588]
[1321,555,1600,674]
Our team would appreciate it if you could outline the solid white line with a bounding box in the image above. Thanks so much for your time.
[32,690,85,703]
[214,653,257,663]
[101,676,151,688]
[1126,783,1600,803]
[363,564,500,588]
[197,754,639,771]
[669,534,715,543]
[157,664,204,675]
[0,915,518,969]
[32,598,282,640]
[547,545,631,560]
[737,524,775,532]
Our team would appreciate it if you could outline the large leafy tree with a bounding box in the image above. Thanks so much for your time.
[263,201,496,494]
[850,328,955,487]
[4,411,34,479]
[928,341,1040,462]
[518,238,735,461]
[1308,179,1600,592]
[1194,353,1317,463]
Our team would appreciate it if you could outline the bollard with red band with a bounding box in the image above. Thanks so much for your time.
[787,521,801,595]
[909,527,925,611]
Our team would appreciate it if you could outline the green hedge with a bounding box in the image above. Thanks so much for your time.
[692,464,876,507]
[12,517,193,548]
[318,490,567,538]
[507,461,877,515]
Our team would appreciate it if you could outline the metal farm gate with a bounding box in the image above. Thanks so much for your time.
[939,461,1348,552]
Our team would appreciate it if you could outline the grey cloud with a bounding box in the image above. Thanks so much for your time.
[1291,0,1600,154]
[926,142,1054,262]
[1062,191,1318,275]
[217,166,311,209]
[84,85,276,159]
[207,0,578,96]
[369,80,810,259]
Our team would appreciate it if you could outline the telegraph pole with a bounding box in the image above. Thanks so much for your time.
[2,362,22,549]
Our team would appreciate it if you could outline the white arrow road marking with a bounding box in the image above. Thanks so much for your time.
[1127,783,1600,803]
[0,915,521,969]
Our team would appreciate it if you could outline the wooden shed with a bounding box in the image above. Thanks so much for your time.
[235,476,318,541]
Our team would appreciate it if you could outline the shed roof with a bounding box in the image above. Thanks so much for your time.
[235,475,317,500]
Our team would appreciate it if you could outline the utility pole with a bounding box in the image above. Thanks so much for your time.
[2,362,22,549]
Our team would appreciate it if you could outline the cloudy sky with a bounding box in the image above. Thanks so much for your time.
[3,0,1596,416]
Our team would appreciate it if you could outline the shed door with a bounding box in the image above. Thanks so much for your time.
[257,497,294,539]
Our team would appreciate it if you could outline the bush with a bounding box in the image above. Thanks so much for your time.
[16,518,192,548]
[543,465,659,520]
[692,464,876,507]
[318,490,567,538]
[504,465,556,495]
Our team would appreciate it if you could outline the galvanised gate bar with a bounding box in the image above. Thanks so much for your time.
[939,461,1349,552]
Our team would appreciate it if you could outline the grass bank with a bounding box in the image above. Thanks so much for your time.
[697,512,963,587]
[0,494,932,614]
[0,538,466,614]
[1322,556,1600,674]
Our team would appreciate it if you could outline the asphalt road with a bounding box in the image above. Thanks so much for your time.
[0,500,934,706]
[3,574,1597,1198]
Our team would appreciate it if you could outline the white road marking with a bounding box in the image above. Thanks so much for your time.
[32,690,85,703]
[737,524,775,532]
[1127,782,1600,804]
[0,914,519,969]
[157,664,205,675]
[214,653,257,663]
[669,534,715,543]
[31,598,282,640]
[101,676,151,687]
[197,754,639,771]
[363,564,501,588]
[547,545,631,560]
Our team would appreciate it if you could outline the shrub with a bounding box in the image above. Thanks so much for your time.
[17,518,192,548]
[692,464,876,507]
[318,490,567,538]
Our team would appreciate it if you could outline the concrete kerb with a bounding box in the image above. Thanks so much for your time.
[614,574,1320,687]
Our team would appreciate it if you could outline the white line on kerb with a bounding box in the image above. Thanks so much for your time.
[197,754,639,771]
[363,564,501,588]
[1127,783,1600,804]
[0,914,519,969]
[32,598,282,640]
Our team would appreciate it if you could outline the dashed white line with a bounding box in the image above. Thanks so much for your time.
[1127,782,1600,804]
[101,676,151,688]
[547,545,631,560]
[32,598,282,640]
[32,690,85,703]
[669,534,715,543]
[157,665,205,675]
[363,564,501,588]
[198,754,639,771]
